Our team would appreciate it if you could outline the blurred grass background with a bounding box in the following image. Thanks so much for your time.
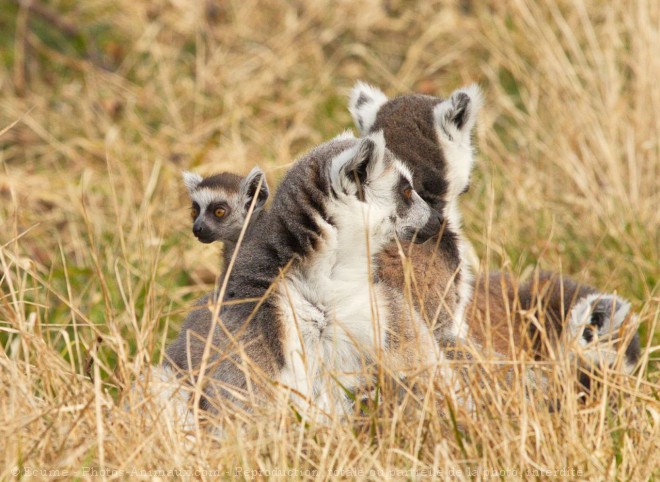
[0,0,658,479]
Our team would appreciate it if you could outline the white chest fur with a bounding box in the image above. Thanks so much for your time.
[276,209,390,415]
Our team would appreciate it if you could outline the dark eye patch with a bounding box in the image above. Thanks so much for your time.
[398,178,413,204]
[191,202,200,219]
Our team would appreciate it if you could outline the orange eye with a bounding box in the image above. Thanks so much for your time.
[191,207,199,219]
[214,207,226,218]
[403,187,413,200]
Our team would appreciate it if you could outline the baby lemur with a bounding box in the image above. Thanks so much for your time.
[183,167,269,270]
[348,81,640,374]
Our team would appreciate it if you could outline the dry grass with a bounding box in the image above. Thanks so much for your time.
[1,0,659,480]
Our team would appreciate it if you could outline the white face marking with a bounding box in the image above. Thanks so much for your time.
[391,161,434,241]
[567,293,636,372]
[190,187,236,211]
[330,140,434,248]
[189,187,246,243]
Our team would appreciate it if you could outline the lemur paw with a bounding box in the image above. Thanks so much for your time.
[568,294,641,374]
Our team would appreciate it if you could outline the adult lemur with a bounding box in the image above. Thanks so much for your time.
[348,81,640,374]
[166,131,446,416]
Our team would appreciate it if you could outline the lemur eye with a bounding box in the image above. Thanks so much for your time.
[403,187,413,200]
[191,206,199,219]
[214,207,226,218]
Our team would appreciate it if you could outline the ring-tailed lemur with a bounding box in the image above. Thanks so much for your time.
[349,81,481,343]
[165,131,448,417]
[348,82,640,377]
[182,167,269,269]
[469,272,641,377]
[130,168,271,428]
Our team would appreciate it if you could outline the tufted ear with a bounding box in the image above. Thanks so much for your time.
[239,166,270,213]
[348,81,389,135]
[433,84,483,147]
[433,85,483,198]
[182,171,203,195]
[332,131,386,200]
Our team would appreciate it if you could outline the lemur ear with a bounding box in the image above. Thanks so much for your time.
[334,131,386,199]
[433,85,483,198]
[348,81,389,135]
[240,166,269,212]
[182,171,203,194]
[433,84,483,146]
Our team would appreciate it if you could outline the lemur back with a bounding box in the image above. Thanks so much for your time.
[349,82,640,376]
[166,132,444,416]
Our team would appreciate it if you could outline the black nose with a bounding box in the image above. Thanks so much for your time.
[193,223,214,243]
[413,211,442,244]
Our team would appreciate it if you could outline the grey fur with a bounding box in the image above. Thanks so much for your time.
[166,132,439,413]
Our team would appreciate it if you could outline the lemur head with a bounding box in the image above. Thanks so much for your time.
[568,294,641,375]
[327,131,441,245]
[348,82,483,213]
[182,167,269,244]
